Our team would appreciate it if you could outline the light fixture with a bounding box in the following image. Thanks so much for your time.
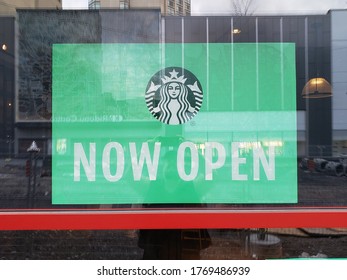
[232,28,241,34]
[302,77,332,98]
[1,44,7,51]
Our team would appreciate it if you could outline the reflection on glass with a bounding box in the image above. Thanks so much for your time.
[0,10,345,210]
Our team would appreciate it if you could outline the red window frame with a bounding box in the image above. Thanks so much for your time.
[1,207,347,230]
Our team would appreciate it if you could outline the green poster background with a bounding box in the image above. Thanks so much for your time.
[52,43,297,204]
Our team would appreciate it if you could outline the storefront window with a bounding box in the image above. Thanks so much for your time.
[1,2,347,260]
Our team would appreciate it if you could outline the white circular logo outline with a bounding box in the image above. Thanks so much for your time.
[145,67,203,125]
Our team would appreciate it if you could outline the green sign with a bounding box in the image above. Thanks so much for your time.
[52,43,297,204]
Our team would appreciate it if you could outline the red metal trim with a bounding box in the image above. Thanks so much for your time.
[1,210,347,230]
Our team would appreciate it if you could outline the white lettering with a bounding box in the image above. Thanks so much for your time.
[74,143,96,181]
[129,142,161,181]
[102,142,124,182]
[72,141,277,183]
[231,142,248,181]
[253,145,275,180]
[177,142,199,181]
[205,142,226,180]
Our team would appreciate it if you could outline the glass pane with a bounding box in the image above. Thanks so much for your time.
[0,2,347,260]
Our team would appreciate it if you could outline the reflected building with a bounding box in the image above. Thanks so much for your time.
[331,10,347,157]
[0,17,14,156]
[15,10,102,155]
[0,0,61,15]
[88,0,191,15]
[1,9,347,157]
[0,1,62,157]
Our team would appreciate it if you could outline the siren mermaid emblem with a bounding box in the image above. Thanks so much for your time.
[145,67,203,125]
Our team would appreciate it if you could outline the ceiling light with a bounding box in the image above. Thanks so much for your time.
[302,77,332,98]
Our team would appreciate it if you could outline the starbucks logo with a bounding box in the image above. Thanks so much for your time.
[145,67,203,125]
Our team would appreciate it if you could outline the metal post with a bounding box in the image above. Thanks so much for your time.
[27,153,32,208]
[27,141,40,208]
[32,154,38,207]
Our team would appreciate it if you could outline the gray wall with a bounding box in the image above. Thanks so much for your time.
[331,10,347,155]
